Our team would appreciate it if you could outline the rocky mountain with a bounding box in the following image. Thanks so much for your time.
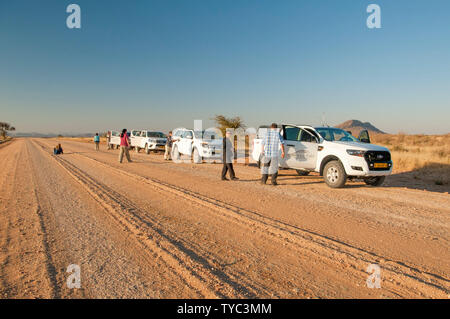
[335,120,386,135]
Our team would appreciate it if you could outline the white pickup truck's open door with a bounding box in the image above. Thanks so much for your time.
[280,125,318,170]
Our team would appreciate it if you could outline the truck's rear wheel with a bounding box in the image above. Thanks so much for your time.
[192,148,202,164]
[296,170,310,176]
[364,176,386,186]
[323,160,347,188]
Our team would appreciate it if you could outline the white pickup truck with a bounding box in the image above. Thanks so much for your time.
[172,129,222,163]
[252,125,392,188]
[108,130,123,149]
[130,130,167,154]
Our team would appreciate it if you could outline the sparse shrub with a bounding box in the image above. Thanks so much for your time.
[397,132,406,144]
[437,150,448,159]
[392,145,408,152]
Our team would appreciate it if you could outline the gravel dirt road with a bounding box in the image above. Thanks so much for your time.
[0,138,448,298]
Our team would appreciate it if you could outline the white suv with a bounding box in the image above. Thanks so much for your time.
[252,125,392,188]
[130,130,167,154]
[172,129,222,163]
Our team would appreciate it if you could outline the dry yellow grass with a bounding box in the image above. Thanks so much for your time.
[372,133,450,185]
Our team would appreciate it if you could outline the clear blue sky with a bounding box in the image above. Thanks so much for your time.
[1,0,449,134]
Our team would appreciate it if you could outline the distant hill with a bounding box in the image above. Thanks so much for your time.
[12,132,95,138]
[335,120,386,135]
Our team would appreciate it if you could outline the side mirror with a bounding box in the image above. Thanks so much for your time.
[358,130,371,143]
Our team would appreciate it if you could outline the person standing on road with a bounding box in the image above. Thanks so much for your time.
[94,133,100,151]
[119,129,132,163]
[260,123,285,186]
[221,130,238,181]
[164,131,173,161]
[106,131,111,150]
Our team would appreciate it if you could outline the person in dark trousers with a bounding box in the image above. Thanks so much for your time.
[119,129,132,163]
[261,123,285,185]
[106,131,111,150]
[221,130,239,181]
[94,133,100,151]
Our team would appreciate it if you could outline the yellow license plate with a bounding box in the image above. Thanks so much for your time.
[374,163,388,168]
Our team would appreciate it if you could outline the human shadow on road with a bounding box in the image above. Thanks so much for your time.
[382,163,450,194]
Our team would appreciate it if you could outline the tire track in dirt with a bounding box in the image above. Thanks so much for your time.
[32,140,251,298]
[58,144,449,297]
[0,140,64,298]
[25,141,87,298]
[56,138,450,234]
[36,142,282,297]
[0,141,22,297]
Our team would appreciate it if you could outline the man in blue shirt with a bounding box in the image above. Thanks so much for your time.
[261,123,285,185]
[94,133,100,151]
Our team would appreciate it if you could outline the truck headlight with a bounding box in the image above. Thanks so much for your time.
[346,149,366,157]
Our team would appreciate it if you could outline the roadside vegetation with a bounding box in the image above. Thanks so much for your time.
[213,115,245,135]
[0,122,15,140]
[372,133,450,185]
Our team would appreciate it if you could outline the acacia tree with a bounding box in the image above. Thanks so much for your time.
[213,115,245,136]
[0,122,16,139]
[213,115,247,160]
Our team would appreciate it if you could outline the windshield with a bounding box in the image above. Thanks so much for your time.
[194,131,204,139]
[315,128,359,142]
[147,132,166,138]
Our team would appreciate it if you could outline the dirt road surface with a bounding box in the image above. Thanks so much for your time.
[0,138,448,298]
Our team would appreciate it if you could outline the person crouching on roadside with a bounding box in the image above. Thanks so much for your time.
[54,144,63,155]
[94,133,100,151]
[119,129,132,163]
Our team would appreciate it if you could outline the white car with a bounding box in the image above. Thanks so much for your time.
[130,130,167,154]
[171,129,222,163]
[252,125,392,188]
[108,130,122,149]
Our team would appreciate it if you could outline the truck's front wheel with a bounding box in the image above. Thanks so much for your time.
[323,160,347,188]
[364,176,386,186]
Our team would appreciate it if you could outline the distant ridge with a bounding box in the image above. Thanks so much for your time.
[12,132,95,138]
[335,120,386,135]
